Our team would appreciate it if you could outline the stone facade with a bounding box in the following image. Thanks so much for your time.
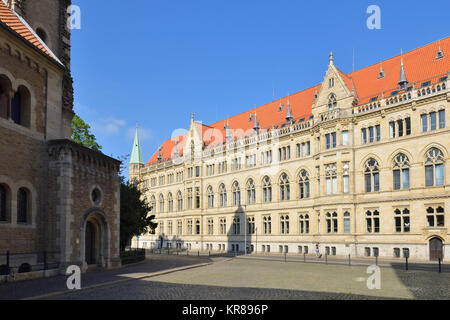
[132,43,450,262]
[0,0,121,274]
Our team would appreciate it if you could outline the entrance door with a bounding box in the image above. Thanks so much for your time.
[429,238,443,261]
[85,221,96,265]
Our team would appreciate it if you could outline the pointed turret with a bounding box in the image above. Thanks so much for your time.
[378,63,385,79]
[130,125,144,165]
[285,97,294,123]
[436,43,444,60]
[398,52,409,90]
[157,146,163,163]
[225,120,232,142]
[253,112,260,133]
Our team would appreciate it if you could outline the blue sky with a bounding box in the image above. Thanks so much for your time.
[71,0,449,176]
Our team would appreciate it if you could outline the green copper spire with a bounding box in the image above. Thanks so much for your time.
[130,124,144,164]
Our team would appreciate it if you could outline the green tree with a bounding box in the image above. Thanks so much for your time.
[117,155,157,251]
[71,114,102,151]
[120,179,157,251]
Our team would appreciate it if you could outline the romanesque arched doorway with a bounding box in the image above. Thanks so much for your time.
[82,211,110,269]
[429,237,443,261]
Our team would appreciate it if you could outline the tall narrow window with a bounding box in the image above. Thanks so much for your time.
[326,164,337,195]
[187,188,193,209]
[298,170,310,199]
[0,184,7,222]
[376,125,381,141]
[342,131,349,146]
[219,184,227,207]
[343,162,350,194]
[177,191,183,211]
[362,128,367,144]
[430,112,437,131]
[405,118,411,135]
[263,216,272,235]
[439,110,445,129]
[425,148,445,187]
[421,114,428,132]
[232,182,241,206]
[365,158,380,192]
[17,188,29,224]
[280,173,290,201]
[343,212,351,233]
[246,179,256,205]
[207,186,214,208]
[168,193,173,212]
[369,127,374,143]
[389,121,395,138]
[262,176,272,203]
[393,153,410,190]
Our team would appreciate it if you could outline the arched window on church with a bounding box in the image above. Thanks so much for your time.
[11,86,31,128]
[0,75,12,120]
[262,176,272,203]
[17,187,30,224]
[36,28,47,44]
[246,179,255,205]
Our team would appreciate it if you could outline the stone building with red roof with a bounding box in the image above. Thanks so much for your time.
[0,0,121,278]
[132,38,450,261]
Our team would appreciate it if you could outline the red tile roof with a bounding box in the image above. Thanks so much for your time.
[0,1,59,62]
[147,37,450,166]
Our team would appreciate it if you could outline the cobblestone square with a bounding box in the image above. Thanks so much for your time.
[50,256,450,300]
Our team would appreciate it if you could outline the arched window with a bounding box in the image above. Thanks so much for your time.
[0,76,12,120]
[326,212,338,233]
[177,191,183,211]
[280,215,289,234]
[168,193,173,212]
[17,188,30,224]
[393,153,410,190]
[232,217,240,234]
[426,206,445,227]
[262,176,272,203]
[219,184,227,207]
[326,164,337,195]
[394,208,410,232]
[343,212,351,233]
[364,158,380,192]
[263,216,272,234]
[328,93,337,110]
[280,173,290,201]
[246,179,255,205]
[298,170,310,199]
[299,214,309,234]
[232,181,241,206]
[0,184,9,222]
[36,28,47,44]
[11,86,31,128]
[159,194,165,213]
[366,210,380,233]
[150,195,156,212]
[425,148,444,186]
[207,186,214,208]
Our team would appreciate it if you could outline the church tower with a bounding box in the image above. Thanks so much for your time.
[5,0,74,111]
[129,125,145,185]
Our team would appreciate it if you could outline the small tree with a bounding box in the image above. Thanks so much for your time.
[120,180,157,251]
[117,155,157,251]
[71,114,102,151]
